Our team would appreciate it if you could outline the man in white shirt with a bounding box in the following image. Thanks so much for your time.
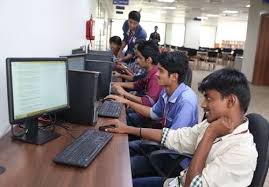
[104,68,258,187]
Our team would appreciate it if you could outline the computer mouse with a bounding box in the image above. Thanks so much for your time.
[99,124,116,131]
[0,166,6,175]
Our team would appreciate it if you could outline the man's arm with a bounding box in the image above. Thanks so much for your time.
[184,130,215,187]
[105,119,162,142]
[120,74,134,81]
[119,53,133,63]
[184,117,236,187]
[104,95,151,117]
[117,41,127,58]
[113,82,134,90]
[123,91,142,104]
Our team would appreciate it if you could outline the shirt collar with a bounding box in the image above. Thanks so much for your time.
[162,83,187,103]
[219,118,249,141]
[146,65,158,79]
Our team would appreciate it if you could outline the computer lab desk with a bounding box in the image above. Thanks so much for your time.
[0,107,132,187]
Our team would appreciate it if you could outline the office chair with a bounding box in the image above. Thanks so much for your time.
[247,113,269,187]
[206,51,218,71]
[142,113,269,181]
[140,114,207,178]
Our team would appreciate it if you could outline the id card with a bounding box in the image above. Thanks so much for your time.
[168,177,180,187]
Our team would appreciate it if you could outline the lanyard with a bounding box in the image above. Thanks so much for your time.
[127,30,135,45]
[163,102,171,127]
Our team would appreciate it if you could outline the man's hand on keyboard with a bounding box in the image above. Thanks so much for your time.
[104,119,129,134]
[105,95,128,104]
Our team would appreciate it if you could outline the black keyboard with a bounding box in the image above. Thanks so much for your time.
[98,100,122,118]
[53,129,113,167]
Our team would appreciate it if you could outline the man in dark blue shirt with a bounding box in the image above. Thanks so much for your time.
[117,11,147,64]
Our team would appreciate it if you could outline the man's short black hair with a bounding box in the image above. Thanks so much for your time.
[137,40,159,65]
[158,51,189,83]
[109,36,122,46]
[198,68,251,113]
[128,11,141,22]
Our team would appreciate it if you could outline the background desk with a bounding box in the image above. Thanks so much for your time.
[0,107,132,187]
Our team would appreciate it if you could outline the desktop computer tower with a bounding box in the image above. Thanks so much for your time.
[86,54,112,62]
[85,60,112,99]
[67,56,86,70]
[57,70,99,125]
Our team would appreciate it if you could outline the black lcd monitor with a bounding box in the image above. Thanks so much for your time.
[6,57,69,144]
[85,60,112,99]
[57,70,99,125]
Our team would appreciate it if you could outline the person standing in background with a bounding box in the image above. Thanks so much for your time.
[149,26,160,45]
[117,10,147,64]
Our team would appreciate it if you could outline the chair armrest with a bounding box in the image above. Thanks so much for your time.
[149,149,193,178]
[150,149,193,159]
[139,140,163,156]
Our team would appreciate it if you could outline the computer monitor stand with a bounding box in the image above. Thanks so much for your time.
[12,118,60,145]
[0,165,6,175]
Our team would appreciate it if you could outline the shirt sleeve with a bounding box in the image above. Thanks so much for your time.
[190,175,203,187]
[170,101,197,130]
[164,121,206,154]
[140,75,162,107]
[137,28,147,40]
[149,33,153,40]
[122,20,129,42]
[133,78,145,91]
[200,143,257,187]
[150,90,165,120]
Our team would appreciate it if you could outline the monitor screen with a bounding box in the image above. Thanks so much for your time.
[6,58,69,123]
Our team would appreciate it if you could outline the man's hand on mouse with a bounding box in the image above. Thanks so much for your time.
[104,95,129,104]
[104,119,129,134]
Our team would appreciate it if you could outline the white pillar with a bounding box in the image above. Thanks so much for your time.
[242,0,269,82]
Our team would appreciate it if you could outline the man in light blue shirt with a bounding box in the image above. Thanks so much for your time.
[108,51,198,129]
[150,83,198,129]
[106,51,198,181]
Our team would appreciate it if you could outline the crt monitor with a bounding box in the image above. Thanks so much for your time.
[6,57,69,145]
[85,60,112,99]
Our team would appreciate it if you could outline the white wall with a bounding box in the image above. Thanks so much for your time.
[215,21,248,43]
[0,0,96,138]
[165,23,185,46]
[184,20,201,49]
[200,26,217,48]
[242,0,269,82]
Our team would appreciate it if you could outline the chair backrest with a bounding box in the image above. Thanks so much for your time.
[247,113,269,187]
[184,68,192,87]
[208,51,218,58]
